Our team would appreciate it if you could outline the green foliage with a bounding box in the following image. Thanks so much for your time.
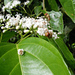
[0,42,21,75]
[48,0,59,11]
[0,0,75,74]
[59,0,75,23]
[0,37,71,75]
[34,6,42,15]
[55,38,74,61]
[17,37,71,75]
[48,37,75,70]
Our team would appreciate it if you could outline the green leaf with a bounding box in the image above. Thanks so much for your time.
[34,6,42,15]
[48,37,75,69]
[33,0,40,6]
[54,38,75,67]
[52,38,74,60]
[48,0,58,11]
[59,0,75,23]
[17,37,70,75]
[41,10,47,14]
[0,42,21,75]
[0,37,71,75]
[0,31,16,42]
[48,11,63,34]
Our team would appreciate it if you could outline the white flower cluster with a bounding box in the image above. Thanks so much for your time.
[0,14,5,22]
[2,0,30,12]
[2,0,21,12]
[1,13,58,39]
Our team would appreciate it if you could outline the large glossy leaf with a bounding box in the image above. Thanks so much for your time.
[17,37,71,75]
[0,42,21,75]
[48,11,63,34]
[59,0,75,23]
[48,0,58,11]
[0,37,71,75]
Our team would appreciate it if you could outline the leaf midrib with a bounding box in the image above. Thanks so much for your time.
[16,44,24,75]
[21,49,53,75]
[18,43,66,75]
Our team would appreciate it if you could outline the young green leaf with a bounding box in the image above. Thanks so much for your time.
[48,0,59,11]
[34,6,42,15]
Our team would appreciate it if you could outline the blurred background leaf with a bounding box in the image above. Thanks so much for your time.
[59,0,75,23]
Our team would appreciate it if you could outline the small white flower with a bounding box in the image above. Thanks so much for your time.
[1,26,5,29]
[0,14,5,20]
[33,24,38,29]
[12,0,20,7]
[16,26,20,29]
[3,30,7,33]
[18,49,24,55]
[2,0,21,11]
[24,1,30,5]
[24,30,29,33]
[37,28,45,36]
[49,30,53,33]
[5,25,10,28]
[19,19,23,25]
[6,22,10,26]
[16,14,21,19]
[22,23,27,28]
[2,6,5,12]
[8,16,19,26]
[52,32,59,39]
[25,18,33,29]
[6,14,11,19]
[5,1,11,9]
